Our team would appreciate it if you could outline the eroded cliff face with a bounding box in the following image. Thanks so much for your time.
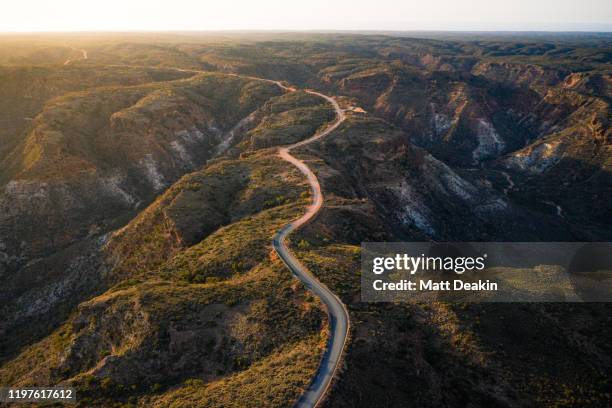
[470,61,567,89]
[317,55,611,239]
[0,34,610,407]
[0,72,286,365]
[0,65,193,164]
[304,111,576,242]
[0,146,326,408]
[0,80,337,407]
[276,109,611,408]
[0,73,282,269]
[335,64,607,164]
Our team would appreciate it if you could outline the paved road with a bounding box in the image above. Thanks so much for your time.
[177,70,350,407]
[101,64,349,407]
[271,87,349,408]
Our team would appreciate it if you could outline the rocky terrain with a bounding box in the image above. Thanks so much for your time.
[0,33,610,407]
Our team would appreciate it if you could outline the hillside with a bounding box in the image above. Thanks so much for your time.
[0,67,337,406]
[287,110,612,407]
[1,145,327,408]
[0,33,610,408]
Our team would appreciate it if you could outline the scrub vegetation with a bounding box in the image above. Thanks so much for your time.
[0,32,610,407]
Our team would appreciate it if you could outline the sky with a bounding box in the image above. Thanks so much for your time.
[1,0,611,32]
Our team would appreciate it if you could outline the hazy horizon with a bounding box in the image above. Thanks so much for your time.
[1,0,611,33]
[1,28,612,34]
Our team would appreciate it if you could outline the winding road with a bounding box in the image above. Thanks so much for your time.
[99,63,349,406]
[270,85,350,408]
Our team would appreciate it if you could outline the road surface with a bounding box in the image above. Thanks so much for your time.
[103,63,349,407]
[271,86,349,408]
[176,69,350,407]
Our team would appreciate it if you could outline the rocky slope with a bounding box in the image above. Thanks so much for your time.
[0,65,192,163]
[0,33,611,408]
[0,73,281,265]
[0,75,337,407]
[287,109,612,408]
[304,111,576,241]
[0,147,327,406]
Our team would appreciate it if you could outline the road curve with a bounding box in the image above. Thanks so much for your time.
[100,64,349,407]
[271,86,349,408]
